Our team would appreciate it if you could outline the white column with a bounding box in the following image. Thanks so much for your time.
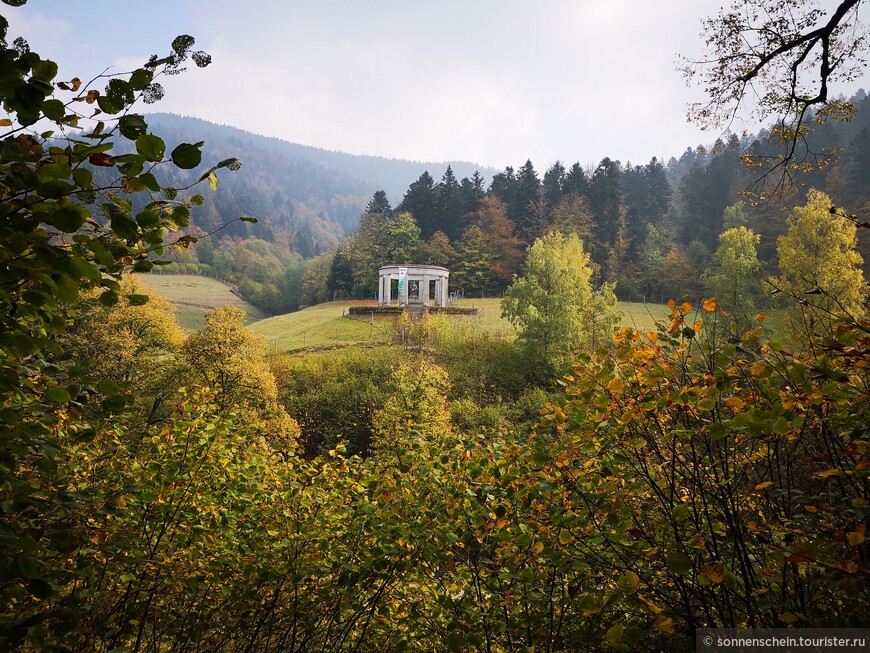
[421,275,430,305]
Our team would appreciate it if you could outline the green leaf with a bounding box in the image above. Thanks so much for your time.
[42,98,65,121]
[606,624,625,646]
[140,172,161,192]
[445,631,464,652]
[672,504,690,522]
[16,555,40,580]
[127,294,150,306]
[98,290,119,307]
[129,68,154,90]
[617,571,640,594]
[172,35,196,54]
[240,216,257,223]
[119,114,148,140]
[109,211,138,240]
[44,387,71,403]
[216,157,241,171]
[46,206,87,232]
[96,379,122,395]
[190,194,205,206]
[136,134,165,162]
[72,167,93,189]
[165,205,190,229]
[32,59,59,82]
[171,141,203,169]
[28,578,53,599]
[666,550,692,575]
[98,78,133,114]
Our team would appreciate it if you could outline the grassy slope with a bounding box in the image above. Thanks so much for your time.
[251,297,673,353]
[135,274,266,331]
[251,300,392,351]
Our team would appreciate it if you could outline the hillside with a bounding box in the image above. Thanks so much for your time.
[136,274,266,330]
[146,113,498,212]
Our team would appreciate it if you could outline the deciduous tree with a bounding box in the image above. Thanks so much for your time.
[703,226,762,331]
[502,231,619,376]
[773,189,868,334]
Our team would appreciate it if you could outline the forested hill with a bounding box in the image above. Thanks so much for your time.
[145,113,497,207]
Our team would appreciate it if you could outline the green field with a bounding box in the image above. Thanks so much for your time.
[250,300,392,351]
[135,274,266,330]
[135,274,674,348]
[250,296,672,353]
[453,297,671,336]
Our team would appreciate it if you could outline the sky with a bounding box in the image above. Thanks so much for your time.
[6,1,870,171]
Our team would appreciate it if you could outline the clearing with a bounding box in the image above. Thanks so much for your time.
[135,274,266,330]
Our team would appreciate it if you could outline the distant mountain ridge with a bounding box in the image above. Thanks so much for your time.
[145,113,498,203]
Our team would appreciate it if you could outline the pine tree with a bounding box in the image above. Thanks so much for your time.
[398,172,437,238]
[543,161,566,215]
[489,166,517,210]
[435,166,463,241]
[589,157,624,274]
[365,190,393,218]
[512,160,542,242]
[563,162,589,197]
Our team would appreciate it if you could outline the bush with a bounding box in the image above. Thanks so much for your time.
[273,346,403,457]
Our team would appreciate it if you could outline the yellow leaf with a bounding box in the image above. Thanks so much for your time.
[530,541,544,555]
[680,301,693,313]
[617,571,640,594]
[654,615,675,634]
[701,561,725,584]
[0,118,12,127]
[755,312,769,321]
[847,531,865,546]
[608,377,624,393]
[778,613,799,625]
[496,518,509,530]
[816,468,842,479]
[208,170,219,191]
[725,396,746,411]
[750,362,766,377]
[755,481,774,490]
[647,331,659,343]
[702,298,717,312]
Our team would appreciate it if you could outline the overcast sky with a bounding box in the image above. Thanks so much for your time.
[6,1,869,171]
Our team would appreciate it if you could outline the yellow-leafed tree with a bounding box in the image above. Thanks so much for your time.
[773,189,868,336]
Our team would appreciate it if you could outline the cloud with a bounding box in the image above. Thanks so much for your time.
[8,0,868,170]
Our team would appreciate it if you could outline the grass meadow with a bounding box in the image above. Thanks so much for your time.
[135,274,266,330]
[135,275,677,350]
